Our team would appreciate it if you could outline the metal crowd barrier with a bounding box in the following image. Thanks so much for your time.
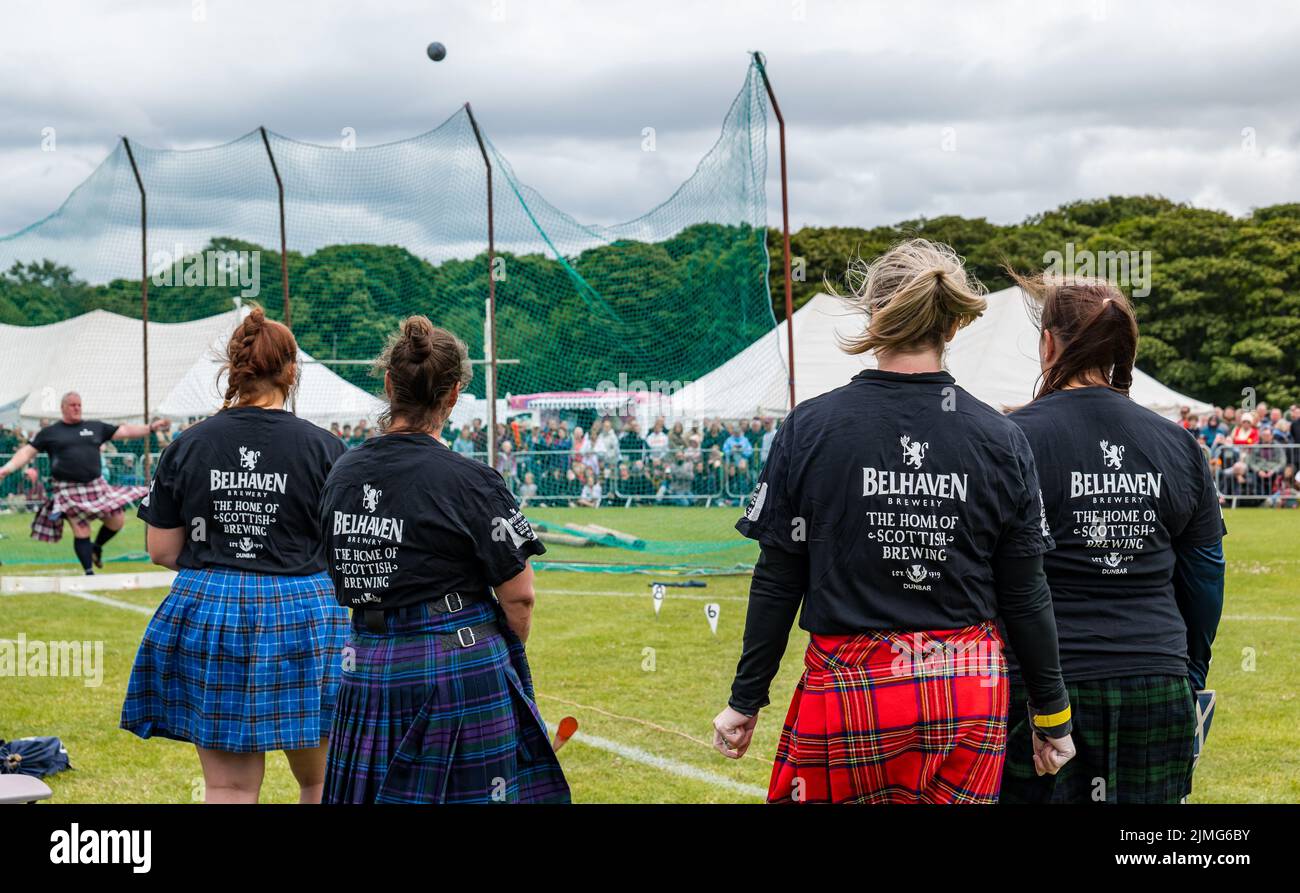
[1208,441,1298,508]
[442,446,768,507]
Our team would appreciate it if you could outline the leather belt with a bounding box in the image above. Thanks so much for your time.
[353,591,492,643]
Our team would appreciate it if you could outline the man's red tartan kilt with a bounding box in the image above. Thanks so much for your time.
[30,477,149,543]
[768,621,1009,804]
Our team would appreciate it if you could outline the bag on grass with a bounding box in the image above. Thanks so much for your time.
[0,736,72,778]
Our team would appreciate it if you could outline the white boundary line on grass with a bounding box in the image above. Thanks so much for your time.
[57,589,155,616]
[0,571,176,594]
[540,588,748,602]
[549,723,766,800]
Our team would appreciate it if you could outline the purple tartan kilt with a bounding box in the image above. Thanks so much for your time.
[120,567,348,753]
[322,598,571,804]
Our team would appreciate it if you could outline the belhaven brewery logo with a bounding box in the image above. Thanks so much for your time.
[333,489,405,543]
[863,435,968,502]
[210,447,287,495]
[900,434,928,469]
[1069,439,1162,499]
[1099,440,1125,470]
[906,564,928,584]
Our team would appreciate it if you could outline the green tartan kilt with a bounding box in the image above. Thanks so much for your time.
[1000,674,1195,804]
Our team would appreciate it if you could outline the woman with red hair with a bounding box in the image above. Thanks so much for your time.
[121,306,349,803]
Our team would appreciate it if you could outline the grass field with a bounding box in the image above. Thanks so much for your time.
[1,507,1296,803]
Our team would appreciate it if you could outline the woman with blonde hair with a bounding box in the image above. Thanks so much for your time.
[1000,274,1225,803]
[121,305,348,803]
[713,239,1075,803]
[320,316,569,803]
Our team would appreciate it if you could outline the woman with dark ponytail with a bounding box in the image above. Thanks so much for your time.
[319,316,569,804]
[1001,274,1226,804]
[121,305,349,802]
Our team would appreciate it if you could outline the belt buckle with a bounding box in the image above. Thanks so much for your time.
[444,591,463,613]
[456,626,476,648]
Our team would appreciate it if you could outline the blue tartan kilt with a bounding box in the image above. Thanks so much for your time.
[322,598,571,804]
[120,567,348,753]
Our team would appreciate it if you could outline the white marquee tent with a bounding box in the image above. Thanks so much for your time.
[0,308,385,429]
[667,286,1212,420]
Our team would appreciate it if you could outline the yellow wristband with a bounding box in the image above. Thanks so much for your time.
[1032,705,1072,728]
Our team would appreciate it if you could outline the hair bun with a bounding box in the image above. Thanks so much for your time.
[402,317,434,361]
[376,316,472,433]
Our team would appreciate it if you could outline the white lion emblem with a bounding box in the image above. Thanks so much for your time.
[1099,440,1124,470]
[239,446,260,471]
[362,483,381,513]
[900,435,928,470]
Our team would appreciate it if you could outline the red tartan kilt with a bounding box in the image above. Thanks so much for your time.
[768,621,1009,804]
[30,477,149,543]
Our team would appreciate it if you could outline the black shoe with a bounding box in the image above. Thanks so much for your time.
[92,545,103,569]
[84,569,95,576]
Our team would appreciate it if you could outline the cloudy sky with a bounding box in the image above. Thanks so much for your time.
[3,0,1299,238]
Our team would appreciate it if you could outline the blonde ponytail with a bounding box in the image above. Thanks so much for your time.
[835,239,987,356]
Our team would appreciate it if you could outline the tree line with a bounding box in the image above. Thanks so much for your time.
[2,195,1297,407]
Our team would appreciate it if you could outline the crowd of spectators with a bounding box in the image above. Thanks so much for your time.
[328,419,376,448]
[437,414,780,507]
[8,400,1298,512]
[1181,402,1300,508]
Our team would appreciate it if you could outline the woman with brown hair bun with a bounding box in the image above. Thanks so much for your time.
[121,305,349,803]
[320,316,569,804]
[713,239,1075,803]
[1001,274,1226,804]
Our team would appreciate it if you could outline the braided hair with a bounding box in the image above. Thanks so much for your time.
[219,304,299,409]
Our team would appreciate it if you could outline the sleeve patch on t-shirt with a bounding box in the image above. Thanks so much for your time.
[495,509,536,548]
[745,482,768,522]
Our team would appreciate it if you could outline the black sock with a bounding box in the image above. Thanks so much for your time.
[94,526,119,549]
[73,538,95,572]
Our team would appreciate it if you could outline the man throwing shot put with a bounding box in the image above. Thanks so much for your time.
[0,392,169,574]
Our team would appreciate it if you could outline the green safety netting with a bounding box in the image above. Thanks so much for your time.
[0,59,781,568]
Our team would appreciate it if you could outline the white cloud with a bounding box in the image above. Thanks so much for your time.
[2,0,1299,240]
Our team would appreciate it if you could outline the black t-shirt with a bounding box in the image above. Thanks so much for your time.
[320,433,545,610]
[137,407,346,575]
[736,369,1053,633]
[31,420,119,482]
[1009,387,1227,681]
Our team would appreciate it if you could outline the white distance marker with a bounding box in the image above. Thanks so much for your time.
[704,602,720,635]
[652,583,666,616]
